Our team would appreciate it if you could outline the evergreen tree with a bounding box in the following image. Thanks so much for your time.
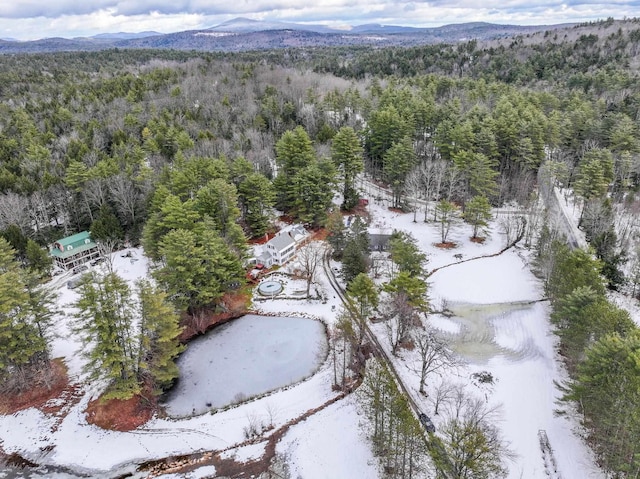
[463,195,493,239]
[142,193,202,260]
[383,271,428,313]
[291,159,337,226]
[546,247,606,304]
[326,209,347,259]
[0,238,55,391]
[238,172,275,238]
[25,239,53,278]
[73,272,140,400]
[564,331,640,476]
[155,228,244,313]
[365,106,413,176]
[342,238,369,285]
[388,230,427,277]
[195,178,241,239]
[383,136,416,209]
[435,200,460,244]
[345,273,379,347]
[90,204,124,243]
[136,279,184,395]
[331,126,364,210]
[274,126,316,211]
[551,286,634,366]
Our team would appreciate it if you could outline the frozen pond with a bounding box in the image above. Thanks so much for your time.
[163,314,327,416]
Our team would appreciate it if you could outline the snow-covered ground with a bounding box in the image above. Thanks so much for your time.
[0,197,613,479]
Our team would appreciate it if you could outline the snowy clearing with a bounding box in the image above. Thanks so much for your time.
[0,198,613,479]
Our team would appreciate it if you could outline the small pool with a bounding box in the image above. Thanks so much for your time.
[162,314,327,416]
[258,280,283,296]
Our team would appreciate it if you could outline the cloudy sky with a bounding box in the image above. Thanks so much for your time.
[2,0,639,41]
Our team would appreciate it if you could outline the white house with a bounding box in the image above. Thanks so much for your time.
[251,224,308,268]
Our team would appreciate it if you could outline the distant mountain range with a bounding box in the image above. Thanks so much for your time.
[0,17,573,54]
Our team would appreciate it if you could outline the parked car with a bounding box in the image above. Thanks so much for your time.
[67,277,83,289]
[418,413,436,433]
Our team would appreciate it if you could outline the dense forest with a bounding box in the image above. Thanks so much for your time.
[1,17,640,476]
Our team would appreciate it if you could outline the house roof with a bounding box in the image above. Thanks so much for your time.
[51,231,97,259]
[269,232,295,252]
[55,231,92,247]
[258,251,273,262]
[50,241,98,259]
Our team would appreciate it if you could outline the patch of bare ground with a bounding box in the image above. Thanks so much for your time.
[435,242,457,249]
[0,358,70,415]
[179,290,251,342]
[470,236,486,244]
[85,389,154,431]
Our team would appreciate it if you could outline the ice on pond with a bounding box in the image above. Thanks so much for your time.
[162,314,328,416]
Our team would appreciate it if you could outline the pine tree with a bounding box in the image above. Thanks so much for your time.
[463,195,493,239]
[389,230,427,277]
[90,204,124,242]
[274,126,316,211]
[344,273,379,348]
[73,272,140,400]
[136,279,184,395]
[0,238,54,391]
[155,228,244,313]
[25,239,53,278]
[326,209,347,259]
[332,126,364,210]
[565,331,640,476]
[238,172,276,238]
[435,200,460,244]
[383,136,416,209]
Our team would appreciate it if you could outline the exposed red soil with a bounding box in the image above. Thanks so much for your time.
[0,359,70,415]
[179,290,252,342]
[85,390,155,431]
[470,236,486,244]
[247,231,277,246]
[310,227,329,241]
[435,242,457,249]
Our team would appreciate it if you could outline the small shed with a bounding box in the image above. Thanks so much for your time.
[50,231,100,270]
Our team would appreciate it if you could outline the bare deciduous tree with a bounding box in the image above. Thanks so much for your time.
[382,292,418,355]
[413,327,458,395]
[297,241,324,297]
[431,380,459,416]
[439,389,514,479]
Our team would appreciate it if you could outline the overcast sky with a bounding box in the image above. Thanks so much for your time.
[2,1,639,41]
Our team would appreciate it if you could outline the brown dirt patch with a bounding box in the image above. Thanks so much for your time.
[388,206,404,213]
[470,236,486,244]
[85,391,154,431]
[435,242,457,249]
[0,359,69,415]
[179,290,251,342]
[311,227,329,241]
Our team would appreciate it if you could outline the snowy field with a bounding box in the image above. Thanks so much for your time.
[0,196,615,479]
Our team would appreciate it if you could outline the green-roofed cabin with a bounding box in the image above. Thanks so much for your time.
[50,231,100,270]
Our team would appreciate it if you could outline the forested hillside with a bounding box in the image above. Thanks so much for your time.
[1,18,640,475]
